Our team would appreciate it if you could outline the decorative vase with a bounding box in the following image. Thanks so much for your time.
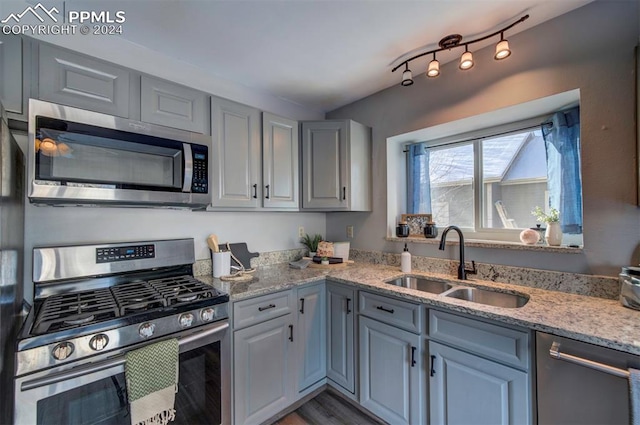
[321,259,329,266]
[545,222,563,246]
[309,251,317,258]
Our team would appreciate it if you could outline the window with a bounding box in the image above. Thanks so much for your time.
[406,108,583,244]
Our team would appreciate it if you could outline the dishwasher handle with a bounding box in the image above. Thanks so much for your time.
[550,341,630,378]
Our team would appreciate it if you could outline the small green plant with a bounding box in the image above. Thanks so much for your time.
[532,206,560,223]
[321,256,329,261]
[300,233,323,252]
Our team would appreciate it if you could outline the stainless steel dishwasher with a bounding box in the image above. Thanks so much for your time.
[536,332,639,424]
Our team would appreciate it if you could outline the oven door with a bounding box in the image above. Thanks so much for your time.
[14,321,230,425]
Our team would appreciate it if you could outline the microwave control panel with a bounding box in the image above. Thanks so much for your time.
[96,244,155,263]
[191,148,208,194]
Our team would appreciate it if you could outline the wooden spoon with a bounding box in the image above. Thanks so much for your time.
[207,234,219,252]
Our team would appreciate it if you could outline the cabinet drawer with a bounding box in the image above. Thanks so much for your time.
[359,291,422,333]
[233,290,293,329]
[429,310,529,369]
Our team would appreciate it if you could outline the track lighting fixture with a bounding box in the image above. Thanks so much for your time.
[401,63,414,86]
[391,14,529,86]
[427,53,440,78]
[459,47,474,70]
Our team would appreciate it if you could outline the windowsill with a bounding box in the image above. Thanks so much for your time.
[386,236,584,254]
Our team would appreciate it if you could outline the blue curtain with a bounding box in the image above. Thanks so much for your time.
[406,143,432,214]
[541,106,582,234]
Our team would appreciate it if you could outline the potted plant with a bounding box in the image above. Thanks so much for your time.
[300,233,323,257]
[320,256,330,266]
[532,206,562,246]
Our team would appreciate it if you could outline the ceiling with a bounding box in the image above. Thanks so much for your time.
[56,0,593,113]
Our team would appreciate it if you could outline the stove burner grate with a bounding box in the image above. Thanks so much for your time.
[111,281,167,315]
[149,275,217,306]
[33,288,119,334]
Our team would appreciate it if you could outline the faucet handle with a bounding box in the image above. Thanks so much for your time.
[465,260,477,275]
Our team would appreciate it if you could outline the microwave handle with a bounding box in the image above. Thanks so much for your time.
[182,143,193,192]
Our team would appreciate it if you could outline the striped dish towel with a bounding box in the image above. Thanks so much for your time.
[126,339,179,425]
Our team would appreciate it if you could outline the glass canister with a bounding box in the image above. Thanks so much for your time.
[396,221,409,238]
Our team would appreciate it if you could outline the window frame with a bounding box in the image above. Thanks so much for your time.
[406,115,573,243]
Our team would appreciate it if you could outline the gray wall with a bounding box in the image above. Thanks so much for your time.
[326,1,640,277]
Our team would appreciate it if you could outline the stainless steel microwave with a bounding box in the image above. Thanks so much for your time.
[28,99,210,208]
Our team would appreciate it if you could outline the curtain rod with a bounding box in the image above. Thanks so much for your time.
[402,122,552,153]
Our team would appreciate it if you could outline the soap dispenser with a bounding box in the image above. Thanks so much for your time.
[401,243,411,273]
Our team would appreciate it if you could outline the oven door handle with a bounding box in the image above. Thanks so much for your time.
[21,321,229,392]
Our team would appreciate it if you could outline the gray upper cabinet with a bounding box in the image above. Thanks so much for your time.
[38,44,130,118]
[326,283,356,394]
[262,112,299,209]
[301,120,371,211]
[296,283,326,392]
[0,35,24,115]
[141,76,208,133]
[210,96,261,208]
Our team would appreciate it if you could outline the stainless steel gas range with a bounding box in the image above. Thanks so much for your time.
[14,238,230,425]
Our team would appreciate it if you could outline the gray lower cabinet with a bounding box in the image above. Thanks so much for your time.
[326,283,356,394]
[233,313,295,425]
[300,120,371,211]
[359,316,422,425]
[38,43,131,118]
[140,76,208,133]
[428,309,532,425]
[429,341,530,425]
[296,283,326,392]
[210,96,261,208]
[0,34,24,115]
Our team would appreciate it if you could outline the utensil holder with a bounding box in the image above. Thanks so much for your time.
[212,251,231,278]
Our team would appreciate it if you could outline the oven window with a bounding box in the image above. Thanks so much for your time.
[36,341,222,425]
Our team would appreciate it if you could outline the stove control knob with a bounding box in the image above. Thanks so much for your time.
[89,334,109,351]
[52,342,74,360]
[138,322,156,338]
[179,313,194,328]
[200,308,215,322]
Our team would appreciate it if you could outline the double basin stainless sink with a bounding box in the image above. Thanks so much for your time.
[386,275,528,308]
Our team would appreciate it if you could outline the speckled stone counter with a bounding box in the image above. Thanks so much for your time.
[196,262,640,356]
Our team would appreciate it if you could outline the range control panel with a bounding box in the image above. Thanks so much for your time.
[96,244,155,263]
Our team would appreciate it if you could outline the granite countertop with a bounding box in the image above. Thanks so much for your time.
[197,262,640,356]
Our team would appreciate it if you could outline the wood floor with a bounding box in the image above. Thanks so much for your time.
[271,391,382,425]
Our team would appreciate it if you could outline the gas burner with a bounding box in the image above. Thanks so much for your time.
[63,314,95,326]
[111,281,166,315]
[149,275,217,306]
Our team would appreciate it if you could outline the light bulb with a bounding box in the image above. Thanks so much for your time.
[459,51,474,70]
[427,59,440,78]
[494,39,511,60]
[401,68,414,86]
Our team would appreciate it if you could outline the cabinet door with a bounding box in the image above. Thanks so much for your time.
[326,283,355,393]
[233,314,294,425]
[38,44,130,117]
[301,121,347,209]
[0,35,23,115]
[359,316,422,425]
[296,283,326,392]
[429,341,530,425]
[262,112,299,209]
[141,76,207,133]
[210,97,261,208]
